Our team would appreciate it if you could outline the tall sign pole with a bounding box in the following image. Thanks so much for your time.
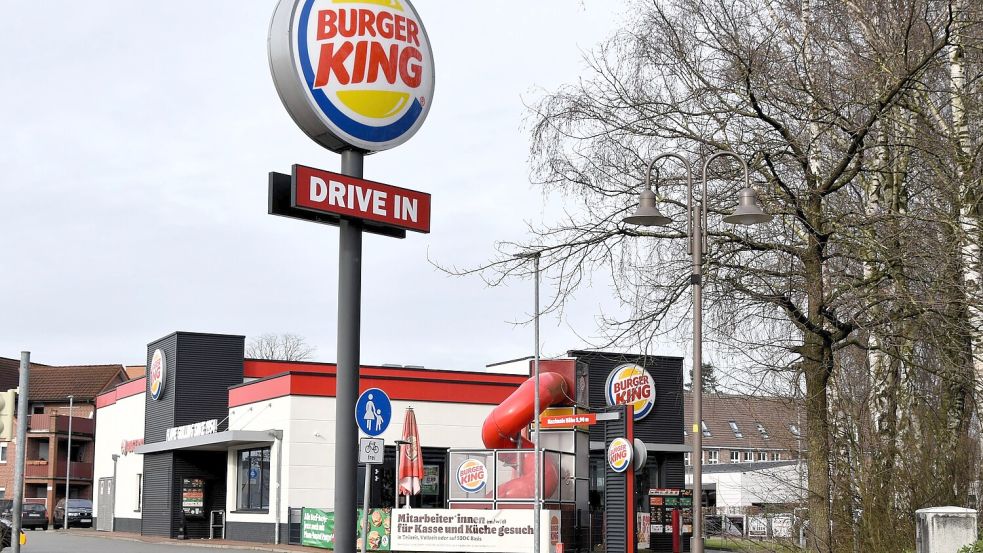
[11,352,30,553]
[268,2,435,551]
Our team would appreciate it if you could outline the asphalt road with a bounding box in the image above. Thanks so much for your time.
[14,531,274,553]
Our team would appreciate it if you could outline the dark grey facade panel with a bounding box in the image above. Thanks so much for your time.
[603,404,631,553]
[142,452,174,537]
[576,351,684,445]
[174,333,244,430]
[113,517,142,533]
[145,334,179,444]
[225,521,277,543]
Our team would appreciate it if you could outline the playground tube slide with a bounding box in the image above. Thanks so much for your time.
[480,371,569,499]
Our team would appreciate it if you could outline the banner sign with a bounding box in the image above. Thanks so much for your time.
[302,507,392,550]
[390,509,556,552]
[541,413,597,428]
[292,165,431,233]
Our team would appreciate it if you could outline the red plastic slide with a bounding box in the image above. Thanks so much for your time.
[480,371,569,499]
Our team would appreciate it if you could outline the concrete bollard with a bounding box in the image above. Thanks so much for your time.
[915,506,977,553]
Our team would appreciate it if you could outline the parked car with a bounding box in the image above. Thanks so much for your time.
[52,499,92,529]
[20,504,47,531]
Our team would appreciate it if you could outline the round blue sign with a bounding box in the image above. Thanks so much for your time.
[356,388,392,437]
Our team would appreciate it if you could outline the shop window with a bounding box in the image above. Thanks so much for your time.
[136,474,142,512]
[0,443,7,463]
[728,421,743,438]
[237,447,271,511]
[707,450,719,464]
[730,450,740,463]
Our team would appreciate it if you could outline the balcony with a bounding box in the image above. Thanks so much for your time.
[24,460,93,481]
[28,414,94,436]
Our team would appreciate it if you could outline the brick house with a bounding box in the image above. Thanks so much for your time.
[0,357,127,521]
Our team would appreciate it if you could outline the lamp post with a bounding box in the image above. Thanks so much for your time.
[64,394,74,531]
[623,151,770,553]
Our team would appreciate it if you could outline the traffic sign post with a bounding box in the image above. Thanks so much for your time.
[356,388,392,437]
[359,436,384,553]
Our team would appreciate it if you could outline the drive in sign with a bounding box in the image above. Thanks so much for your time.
[292,164,431,233]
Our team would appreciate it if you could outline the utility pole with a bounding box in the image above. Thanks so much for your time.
[11,352,30,553]
[63,394,74,531]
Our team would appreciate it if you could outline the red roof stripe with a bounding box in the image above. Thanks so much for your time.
[243,359,529,385]
[96,376,146,409]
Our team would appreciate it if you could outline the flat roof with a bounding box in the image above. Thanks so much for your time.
[134,430,276,454]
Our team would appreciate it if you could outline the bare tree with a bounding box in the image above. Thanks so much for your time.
[246,333,316,361]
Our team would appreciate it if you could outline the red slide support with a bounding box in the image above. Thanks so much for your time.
[480,371,569,499]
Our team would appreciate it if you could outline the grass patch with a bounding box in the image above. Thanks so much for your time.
[704,537,801,552]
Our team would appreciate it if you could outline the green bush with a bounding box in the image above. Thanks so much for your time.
[958,539,983,553]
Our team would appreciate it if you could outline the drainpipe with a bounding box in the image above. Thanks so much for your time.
[270,430,283,544]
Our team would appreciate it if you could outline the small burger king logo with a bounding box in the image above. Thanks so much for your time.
[607,437,632,473]
[457,459,487,493]
[270,0,435,153]
[605,363,656,420]
[149,349,166,401]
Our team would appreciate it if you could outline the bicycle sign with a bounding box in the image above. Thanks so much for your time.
[359,437,385,465]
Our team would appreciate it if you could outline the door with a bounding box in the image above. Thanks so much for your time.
[96,477,114,531]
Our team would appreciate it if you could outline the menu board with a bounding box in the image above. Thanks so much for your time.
[182,478,205,519]
[648,488,693,536]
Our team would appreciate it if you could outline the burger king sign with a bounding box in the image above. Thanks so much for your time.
[269,0,435,153]
[605,363,656,421]
[456,459,487,493]
[149,349,166,401]
[607,437,632,473]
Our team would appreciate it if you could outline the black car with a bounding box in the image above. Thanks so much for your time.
[20,504,47,531]
[52,499,92,529]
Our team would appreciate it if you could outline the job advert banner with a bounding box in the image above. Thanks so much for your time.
[301,507,393,550]
[390,509,556,552]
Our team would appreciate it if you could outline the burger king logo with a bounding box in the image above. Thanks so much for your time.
[607,437,632,473]
[605,363,656,420]
[149,349,166,401]
[269,0,435,153]
[457,459,487,493]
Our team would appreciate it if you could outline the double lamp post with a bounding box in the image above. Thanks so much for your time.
[623,150,771,553]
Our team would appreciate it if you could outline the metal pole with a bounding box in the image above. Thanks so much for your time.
[394,439,408,510]
[11,352,30,553]
[64,394,74,531]
[532,252,542,553]
[334,149,364,553]
[691,212,704,553]
[111,454,119,532]
[272,430,283,544]
[361,465,371,553]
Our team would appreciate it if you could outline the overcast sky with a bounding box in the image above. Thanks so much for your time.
[1,1,687,371]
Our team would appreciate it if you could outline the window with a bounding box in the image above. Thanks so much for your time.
[135,474,142,512]
[0,443,7,464]
[730,450,740,463]
[758,451,768,461]
[37,441,48,462]
[684,452,691,466]
[771,452,782,461]
[701,421,712,437]
[789,424,801,438]
[237,447,271,511]
[707,450,719,464]
[744,451,753,462]
[728,421,743,438]
[756,423,769,439]
[31,405,44,415]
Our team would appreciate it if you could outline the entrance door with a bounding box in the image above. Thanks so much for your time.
[97,477,114,531]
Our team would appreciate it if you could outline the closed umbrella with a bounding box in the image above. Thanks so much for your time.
[398,407,424,498]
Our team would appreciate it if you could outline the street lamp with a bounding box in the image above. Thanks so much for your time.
[623,151,770,553]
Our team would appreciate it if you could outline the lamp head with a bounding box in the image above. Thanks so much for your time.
[723,187,771,225]
[623,188,672,227]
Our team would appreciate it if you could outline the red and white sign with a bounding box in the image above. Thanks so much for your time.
[541,413,597,428]
[607,437,632,473]
[292,164,430,233]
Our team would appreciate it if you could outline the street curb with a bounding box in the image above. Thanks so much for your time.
[63,531,303,552]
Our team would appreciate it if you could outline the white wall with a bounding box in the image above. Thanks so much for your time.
[225,395,496,522]
[93,392,146,519]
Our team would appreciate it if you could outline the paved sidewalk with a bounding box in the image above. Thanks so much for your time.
[69,529,311,552]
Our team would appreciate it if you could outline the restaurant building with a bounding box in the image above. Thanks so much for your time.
[92,331,688,550]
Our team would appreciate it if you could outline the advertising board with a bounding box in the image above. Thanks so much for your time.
[302,507,393,550]
[269,0,435,153]
[389,509,557,553]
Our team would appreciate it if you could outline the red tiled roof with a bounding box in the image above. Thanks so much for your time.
[28,364,127,402]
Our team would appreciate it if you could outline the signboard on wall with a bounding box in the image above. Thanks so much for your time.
[166,419,218,441]
[389,509,557,552]
[649,488,693,536]
[181,478,204,519]
[302,507,393,551]
[421,465,439,495]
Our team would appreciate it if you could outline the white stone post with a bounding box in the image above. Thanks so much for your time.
[915,507,977,553]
